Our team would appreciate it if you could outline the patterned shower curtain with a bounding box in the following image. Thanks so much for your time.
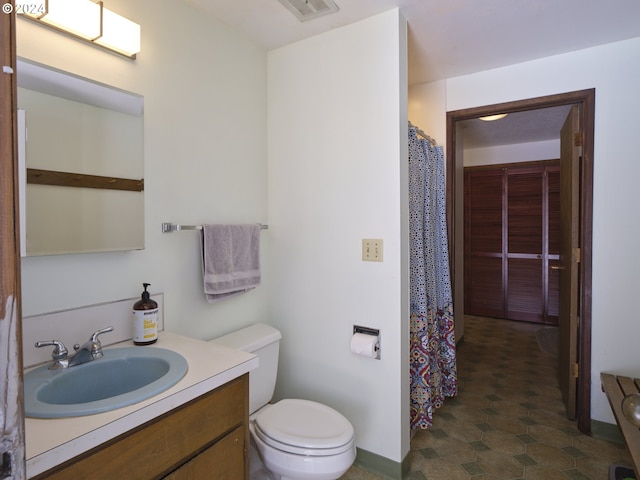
[409,124,458,430]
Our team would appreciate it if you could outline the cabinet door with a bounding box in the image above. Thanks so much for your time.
[163,426,246,480]
[506,168,544,322]
[464,169,504,317]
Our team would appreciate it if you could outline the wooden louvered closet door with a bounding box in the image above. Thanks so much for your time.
[464,161,559,325]
[464,169,504,318]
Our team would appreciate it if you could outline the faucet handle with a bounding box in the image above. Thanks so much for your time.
[90,326,114,343]
[84,326,114,359]
[35,340,69,361]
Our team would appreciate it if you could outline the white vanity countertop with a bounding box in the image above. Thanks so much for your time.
[25,331,258,479]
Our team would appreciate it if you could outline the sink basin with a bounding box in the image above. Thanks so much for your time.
[24,347,188,418]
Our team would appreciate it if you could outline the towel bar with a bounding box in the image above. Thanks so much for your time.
[162,222,268,233]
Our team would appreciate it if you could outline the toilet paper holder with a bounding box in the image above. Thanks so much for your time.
[353,325,380,359]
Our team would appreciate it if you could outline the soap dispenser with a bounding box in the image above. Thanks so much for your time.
[133,283,158,345]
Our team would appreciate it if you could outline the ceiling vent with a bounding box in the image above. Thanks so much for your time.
[278,0,340,22]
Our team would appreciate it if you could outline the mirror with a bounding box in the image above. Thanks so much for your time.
[17,58,144,256]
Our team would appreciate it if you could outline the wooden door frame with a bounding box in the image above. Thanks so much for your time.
[446,89,595,434]
[1,2,26,477]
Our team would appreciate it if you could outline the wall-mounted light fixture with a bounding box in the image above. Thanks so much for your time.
[20,0,141,59]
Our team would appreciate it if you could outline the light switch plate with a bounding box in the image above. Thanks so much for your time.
[362,239,383,262]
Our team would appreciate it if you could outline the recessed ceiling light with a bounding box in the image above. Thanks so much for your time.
[278,0,340,22]
[479,114,508,121]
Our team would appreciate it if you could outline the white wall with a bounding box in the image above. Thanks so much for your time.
[409,37,640,425]
[17,0,269,342]
[268,9,410,464]
[464,139,560,167]
[408,80,446,146]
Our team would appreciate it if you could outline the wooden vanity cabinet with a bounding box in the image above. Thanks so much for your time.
[32,374,249,480]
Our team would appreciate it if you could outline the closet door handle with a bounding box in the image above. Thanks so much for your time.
[550,266,564,270]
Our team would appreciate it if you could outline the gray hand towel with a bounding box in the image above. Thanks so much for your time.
[201,224,261,303]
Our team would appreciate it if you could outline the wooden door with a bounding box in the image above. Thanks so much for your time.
[464,169,504,318]
[506,168,544,322]
[0,4,27,478]
[558,105,581,420]
[547,169,561,320]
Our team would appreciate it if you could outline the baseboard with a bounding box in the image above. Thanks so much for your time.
[353,447,411,479]
[591,419,625,444]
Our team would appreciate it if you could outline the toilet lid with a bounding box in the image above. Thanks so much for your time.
[254,399,354,454]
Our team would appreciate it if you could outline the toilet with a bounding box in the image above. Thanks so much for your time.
[211,324,356,480]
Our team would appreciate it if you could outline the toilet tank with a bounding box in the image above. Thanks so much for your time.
[210,323,282,415]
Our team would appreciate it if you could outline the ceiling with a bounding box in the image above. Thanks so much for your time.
[182,0,640,147]
[459,106,573,148]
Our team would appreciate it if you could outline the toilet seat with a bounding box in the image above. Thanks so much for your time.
[253,399,355,456]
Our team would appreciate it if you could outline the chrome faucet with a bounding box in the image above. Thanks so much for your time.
[36,326,114,369]
[33,340,69,369]
[69,326,114,367]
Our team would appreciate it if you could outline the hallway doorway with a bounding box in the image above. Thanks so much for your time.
[446,89,595,434]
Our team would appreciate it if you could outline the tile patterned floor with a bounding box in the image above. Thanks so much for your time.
[342,315,633,480]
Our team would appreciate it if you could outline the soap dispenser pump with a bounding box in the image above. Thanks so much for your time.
[133,283,158,345]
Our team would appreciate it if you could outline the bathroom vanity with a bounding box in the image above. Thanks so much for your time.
[25,332,258,479]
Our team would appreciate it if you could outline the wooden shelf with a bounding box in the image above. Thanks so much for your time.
[27,168,144,192]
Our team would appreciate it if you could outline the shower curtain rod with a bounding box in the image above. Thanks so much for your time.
[409,122,437,146]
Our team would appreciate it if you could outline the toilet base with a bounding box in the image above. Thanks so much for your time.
[250,441,278,480]
[257,449,355,480]
[250,424,355,480]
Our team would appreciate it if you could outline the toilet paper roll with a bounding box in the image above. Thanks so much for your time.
[350,333,379,358]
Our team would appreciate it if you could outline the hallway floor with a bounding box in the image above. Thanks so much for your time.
[341,315,633,480]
